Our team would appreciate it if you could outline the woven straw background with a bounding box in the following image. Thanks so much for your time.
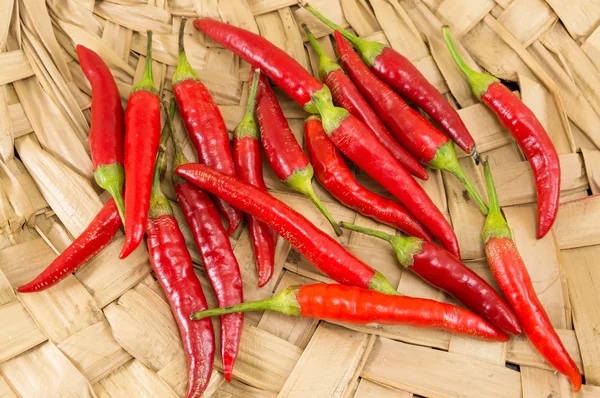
[1,0,600,397]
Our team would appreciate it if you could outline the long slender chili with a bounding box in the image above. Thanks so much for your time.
[443,27,560,238]
[147,142,215,398]
[120,31,161,259]
[482,161,580,390]
[173,18,243,235]
[253,70,342,236]
[191,284,509,342]
[172,137,243,381]
[303,25,428,180]
[233,69,277,287]
[304,116,432,241]
[334,32,488,215]
[77,45,126,222]
[302,4,478,159]
[175,164,399,295]
[340,222,521,335]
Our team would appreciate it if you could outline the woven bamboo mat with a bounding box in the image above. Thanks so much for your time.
[1,0,600,396]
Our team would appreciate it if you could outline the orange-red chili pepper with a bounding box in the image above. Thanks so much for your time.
[233,69,277,287]
[77,45,126,222]
[303,25,428,180]
[191,284,509,342]
[303,4,478,158]
[443,27,560,238]
[253,69,342,236]
[120,31,161,259]
[482,161,580,390]
[174,18,242,235]
[304,116,432,240]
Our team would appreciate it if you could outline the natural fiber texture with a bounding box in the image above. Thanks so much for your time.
[0,0,599,397]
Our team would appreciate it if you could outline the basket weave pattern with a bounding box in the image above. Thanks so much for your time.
[1,0,600,397]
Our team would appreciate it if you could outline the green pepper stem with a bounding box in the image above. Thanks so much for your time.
[482,159,512,242]
[302,23,341,78]
[173,18,199,84]
[340,221,393,242]
[132,31,156,93]
[245,69,260,117]
[302,3,361,47]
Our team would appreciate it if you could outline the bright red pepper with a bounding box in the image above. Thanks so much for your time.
[443,27,560,238]
[175,163,398,295]
[482,161,580,390]
[341,222,521,335]
[191,284,509,342]
[253,70,342,236]
[172,138,243,381]
[77,45,126,222]
[303,4,477,158]
[120,31,161,259]
[304,116,432,240]
[147,144,215,398]
[335,32,488,215]
[173,18,242,235]
[303,25,427,180]
[233,69,277,287]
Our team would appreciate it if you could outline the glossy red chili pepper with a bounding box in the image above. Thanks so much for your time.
[309,99,461,258]
[172,138,243,381]
[253,69,342,236]
[335,32,488,215]
[175,163,398,295]
[482,161,580,390]
[17,199,121,293]
[193,18,332,113]
[173,18,242,235]
[233,69,277,287]
[77,45,126,222]
[147,145,215,398]
[191,284,508,342]
[303,4,477,158]
[304,116,432,240]
[303,25,427,180]
[341,222,521,335]
[443,27,559,238]
[120,31,161,259]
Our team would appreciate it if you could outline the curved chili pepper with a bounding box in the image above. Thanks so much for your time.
[253,70,342,236]
[482,161,580,390]
[302,4,478,159]
[77,45,126,222]
[304,116,432,241]
[443,27,560,238]
[175,163,398,295]
[193,18,332,113]
[172,137,243,381]
[340,222,521,335]
[233,69,277,287]
[303,25,427,180]
[191,284,508,342]
[147,144,215,398]
[334,32,488,215]
[173,18,242,235]
[120,31,161,259]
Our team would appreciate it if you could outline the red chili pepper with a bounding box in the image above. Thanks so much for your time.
[191,284,509,342]
[147,143,215,398]
[304,116,432,240]
[120,31,161,259]
[172,137,243,381]
[303,4,478,159]
[77,45,126,222]
[253,69,342,236]
[173,18,242,235]
[340,222,521,335]
[443,27,560,238]
[334,32,488,215]
[303,25,428,180]
[175,163,399,295]
[482,161,580,390]
[193,18,332,113]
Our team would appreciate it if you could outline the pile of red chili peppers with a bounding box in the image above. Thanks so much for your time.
[17,7,581,395]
